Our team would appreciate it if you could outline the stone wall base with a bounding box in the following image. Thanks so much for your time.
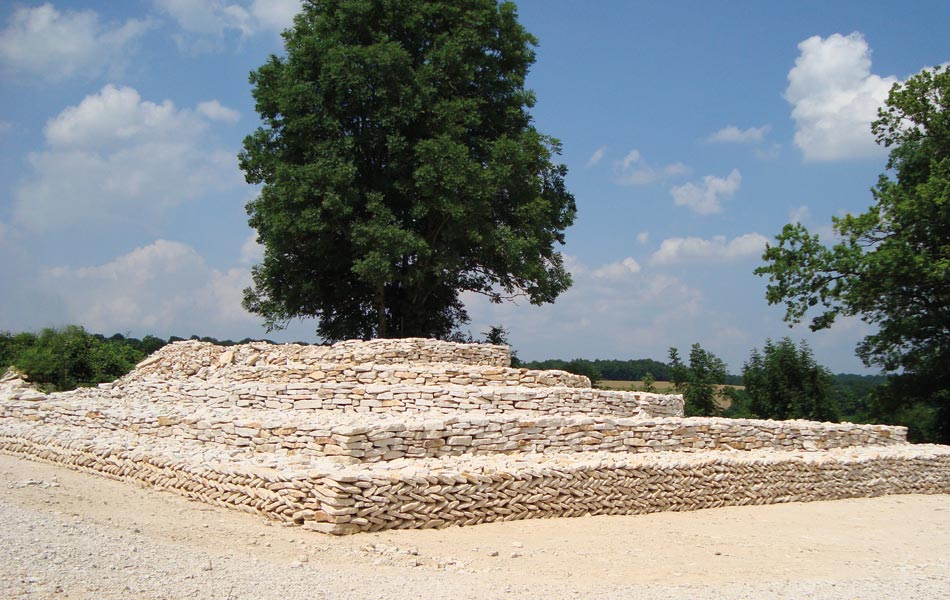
[3,429,948,535]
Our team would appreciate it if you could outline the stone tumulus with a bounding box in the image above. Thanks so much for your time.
[1,338,949,535]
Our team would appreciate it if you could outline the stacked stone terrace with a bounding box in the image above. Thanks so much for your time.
[2,339,949,535]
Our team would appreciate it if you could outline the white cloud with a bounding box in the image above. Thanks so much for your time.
[154,0,252,36]
[155,0,301,48]
[788,205,810,223]
[561,254,586,278]
[45,84,205,150]
[707,125,770,143]
[785,32,897,162]
[592,257,641,280]
[0,4,151,82]
[197,100,241,123]
[649,233,768,266]
[636,231,649,245]
[250,0,302,33]
[43,240,257,334]
[462,261,708,366]
[240,232,264,265]
[753,144,782,160]
[585,146,606,168]
[614,149,690,186]
[0,228,68,332]
[457,251,873,373]
[620,149,640,170]
[670,169,741,215]
[0,231,323,341]
[14,85,242,233]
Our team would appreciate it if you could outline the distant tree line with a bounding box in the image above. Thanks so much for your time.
[519,358,671,385]
[526,337,931,442]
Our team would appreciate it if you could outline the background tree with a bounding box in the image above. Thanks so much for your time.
[15,326,93,390]
[519,357,672,382]
[721,387,755,419]
[668,343,727,416]
[480,324,520,367]
[240,0,576,342]
[0,331,38,374]
[827,373,885,424]
[756,66,950,442]
[6,326,146,391]
[136,335,168,355]
[640,371,657,393]
[742,338,838,422]
[560,359,602,386]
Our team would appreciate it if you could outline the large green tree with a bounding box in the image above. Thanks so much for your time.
[742,338,838,422]
[668,343,727,417]
[239,0,576,341]
[756,66,950,441]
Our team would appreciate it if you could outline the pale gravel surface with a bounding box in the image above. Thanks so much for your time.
[2,453,949,600]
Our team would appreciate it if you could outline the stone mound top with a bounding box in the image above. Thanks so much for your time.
[2,338,949,535]
[1,367,29,383]
[130,338,512,381]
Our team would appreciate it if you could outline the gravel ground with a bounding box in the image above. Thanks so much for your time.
[2,452,949,600]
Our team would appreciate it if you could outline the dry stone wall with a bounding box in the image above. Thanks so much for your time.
[1,396,907,463]
[148,363,591,388]
[2,338,949,535]
[1,423,948,535]
[124,381,681,417]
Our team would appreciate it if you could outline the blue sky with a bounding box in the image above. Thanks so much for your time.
[1,1,948,373]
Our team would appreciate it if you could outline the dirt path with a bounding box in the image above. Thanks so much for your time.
[2,452,948,599]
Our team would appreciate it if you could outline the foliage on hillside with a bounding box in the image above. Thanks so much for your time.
[1,326,150,391]
[0,327,274,392]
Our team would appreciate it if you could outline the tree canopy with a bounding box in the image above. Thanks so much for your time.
[239,0,576,342]
[756,66,950,441]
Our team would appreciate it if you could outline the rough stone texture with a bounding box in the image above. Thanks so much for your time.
[132,339,512,378]
[2,339,949,535]
[89,380,680,417]
[0,398,906,462]
[2,424,948,536]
